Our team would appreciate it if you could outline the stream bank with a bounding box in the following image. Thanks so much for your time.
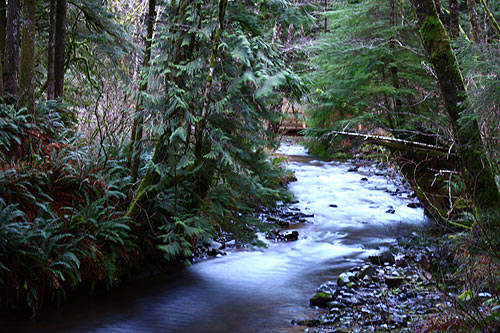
[3,143,431,332]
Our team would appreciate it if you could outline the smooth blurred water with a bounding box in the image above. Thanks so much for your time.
[5,144,427,332]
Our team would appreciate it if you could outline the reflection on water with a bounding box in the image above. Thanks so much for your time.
[4,143,428,332]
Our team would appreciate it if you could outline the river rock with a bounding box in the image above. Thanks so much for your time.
[385,276,404,288]
[284,231,299,241]
[327,301,346,309]
[385,207,396,214]
[361,177,368,181]
[337,273,349,287]
[292,319,320,327]
[358,264,375,279]
[329,204,338,208]
[310,292,335,307]
[369,251,395,265]
[407,202,423,208]
[389,313,408,327]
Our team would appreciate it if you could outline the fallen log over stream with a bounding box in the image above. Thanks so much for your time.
[326,130,453,157]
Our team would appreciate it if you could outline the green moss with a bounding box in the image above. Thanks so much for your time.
[310,292,335,307]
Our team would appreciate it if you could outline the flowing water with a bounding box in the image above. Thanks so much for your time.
[6,144,428,332]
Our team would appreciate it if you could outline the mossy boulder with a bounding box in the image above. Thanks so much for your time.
[310,292,335,307]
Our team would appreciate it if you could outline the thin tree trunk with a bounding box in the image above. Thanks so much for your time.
[127,1,191,219]
[19,0,36,111]
[467,0,483,43]
[434,0,446,25]
[324,0,327,35]
[192,0,227,209]
[0,0,6,96]
[449,0,459,38]
[3,0,20,99]
[389,0,402,130]
[47,0,56,100]
[54,0,66,99]
[478,0,500,37]
[130,0,156,181]
[411,0,500,214]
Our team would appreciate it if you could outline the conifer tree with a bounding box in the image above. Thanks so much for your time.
[0,0,6,95]
[54,0,66,99]
[19,0,36,111]
[47,0,56,100]
[130,0,156,181]
[410,0,500,214]
[3,0,20,99]
[467,0,483,43]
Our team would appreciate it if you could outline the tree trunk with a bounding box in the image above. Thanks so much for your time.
[3,0,20,99]
[389,0,402,130]
[411,0,500,214]
[449,0,459,38]
[47,0,56,100]
[54,0,66,99]
[127,0,191,219]
[192,0,227,209]
[467,0,483,43]
[19,0,36,111]
[324,0,327,35]
[478,0,500,37]
[433,0,446,26]
[0,0,6,96]
[130,0,156,181]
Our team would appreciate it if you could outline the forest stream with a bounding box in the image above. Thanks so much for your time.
[6,144,428,332]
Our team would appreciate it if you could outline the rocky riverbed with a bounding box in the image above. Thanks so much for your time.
[293,238,457,332]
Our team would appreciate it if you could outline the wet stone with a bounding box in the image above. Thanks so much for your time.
[337,272,355,286]
[327,301,346,309]
[284,231,299,241]
[369,251,395,266]
[310,292,335,307]
[292,319,320,327]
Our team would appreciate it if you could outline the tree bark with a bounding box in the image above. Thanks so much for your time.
[127,0,190,219]
[19,0,36,111]
[47,0,56,100]
[411,0,500,214]
[0,0,6,96]
[478,0,500,37]
[3,0,20,99]
[192,0,227,209]
[54,0,66,99]
[324,0,327,35]
[449,0,459,38]
[467,0,483,43]
[130,0,157,181]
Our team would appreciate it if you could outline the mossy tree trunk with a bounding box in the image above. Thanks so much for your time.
[130,0,156,181]
[411,0,500,214]
[19,0,36,111]
[467,0,483,43]
[478,0,500,37]
[3,0,20,99]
